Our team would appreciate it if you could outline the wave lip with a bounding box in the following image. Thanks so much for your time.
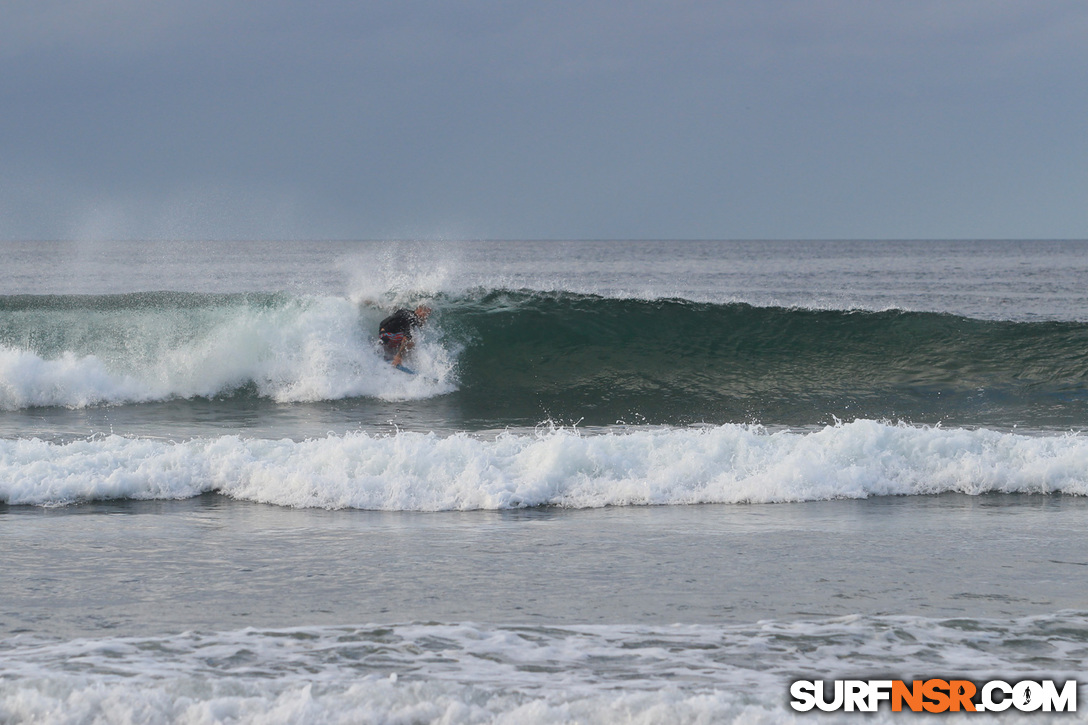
[3,421,1087,510]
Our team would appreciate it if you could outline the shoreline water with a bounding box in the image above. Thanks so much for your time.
[4,493,1086,640]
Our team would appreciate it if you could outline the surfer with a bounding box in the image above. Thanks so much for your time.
[378,305,431,367]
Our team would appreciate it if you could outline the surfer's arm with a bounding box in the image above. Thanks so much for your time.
[391,338,410,366]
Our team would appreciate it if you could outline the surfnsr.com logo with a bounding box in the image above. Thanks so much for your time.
[790,679,1077,713]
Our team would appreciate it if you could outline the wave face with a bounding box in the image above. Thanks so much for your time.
[3,421,1087,509]
[3,290,1088,428]
[449,291,1088,428]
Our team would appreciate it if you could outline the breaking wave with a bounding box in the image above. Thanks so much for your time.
[3,421,1088,510]
[4,290,1088,428]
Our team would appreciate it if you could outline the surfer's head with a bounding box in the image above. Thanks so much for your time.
[414,305,432,323]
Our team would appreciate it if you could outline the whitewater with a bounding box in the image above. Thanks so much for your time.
[0,293,456,410]
[4,422,1088,509]
[3,239,1088,724]
[4,615,1085,723]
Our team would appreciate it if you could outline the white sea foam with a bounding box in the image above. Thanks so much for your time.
[1,615,1083,724]
[3,421,1088,509]
[0,295,455,410]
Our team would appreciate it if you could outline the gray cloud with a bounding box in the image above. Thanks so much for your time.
[1,1,1085,240]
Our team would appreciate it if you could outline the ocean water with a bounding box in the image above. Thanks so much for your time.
[2,239,1088,723]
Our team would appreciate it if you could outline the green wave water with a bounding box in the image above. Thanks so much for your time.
[445,291,1088,428]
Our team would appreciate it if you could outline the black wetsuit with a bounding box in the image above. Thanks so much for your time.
[378,309,424,354]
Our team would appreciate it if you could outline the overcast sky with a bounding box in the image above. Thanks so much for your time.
[1,1,1085,241]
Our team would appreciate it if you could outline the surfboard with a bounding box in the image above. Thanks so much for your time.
[394,364,417,375]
